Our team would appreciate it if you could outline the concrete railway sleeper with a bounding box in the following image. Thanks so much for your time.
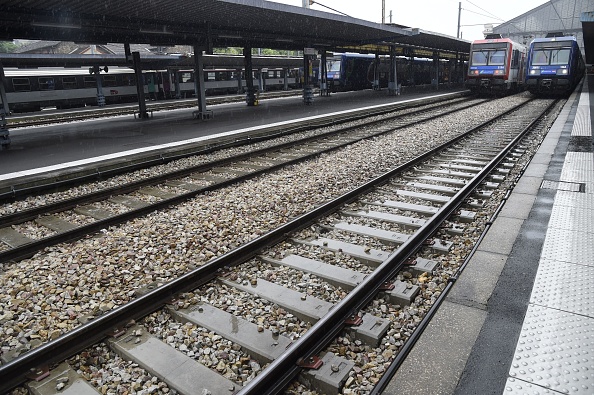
[0,97,481,263]
[0,97,560,394]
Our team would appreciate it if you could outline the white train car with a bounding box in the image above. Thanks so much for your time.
[1,66,302,113]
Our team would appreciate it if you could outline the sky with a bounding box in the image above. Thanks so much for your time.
[269,0,549,41]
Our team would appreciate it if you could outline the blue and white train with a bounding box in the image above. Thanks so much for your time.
[525,36,585,95]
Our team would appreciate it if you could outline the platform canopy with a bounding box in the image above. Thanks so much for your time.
[0,0,469,56]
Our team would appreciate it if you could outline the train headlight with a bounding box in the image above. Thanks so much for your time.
[556,69,568,75]
[529,69,540,75]
[494,69,504,75]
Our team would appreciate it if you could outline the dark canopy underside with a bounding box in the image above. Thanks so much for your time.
[0,0,470,56]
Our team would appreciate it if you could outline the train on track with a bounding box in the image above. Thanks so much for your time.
[326,53,462,92]
[525,35,585,96]
[2,64,303,113]
[465,36,527,95]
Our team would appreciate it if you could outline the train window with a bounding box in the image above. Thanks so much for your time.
[180,72,193,83]
[102,75,118,87]
[532,50,549,66]
[83,76,97,88]
[550,49,570,65]
[511,50,519,68]
[123,75,136,86]
[327,61,341,71]
[488,50,505,65]
[471,51,488,66]
[12,78,31,92]
[62,76,78,89]
[39,77,55,90]
[207,72,215,81]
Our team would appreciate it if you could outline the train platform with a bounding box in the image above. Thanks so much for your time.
[0,87,466,180]
[384,75,594,395]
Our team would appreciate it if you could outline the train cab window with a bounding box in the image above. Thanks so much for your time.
[551,49,571,65]
[39,77,55,90]
[488,50,505,65]
[471,51,488,66]
[62,76,78,89]
[12,78,31,92]
[102,75,118,87]
[83,76,97,88]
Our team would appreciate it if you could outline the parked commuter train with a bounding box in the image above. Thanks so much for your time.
[466,37,527,94]
[525,36,585,95]
[326,53,461,92]
[1,66,302,113]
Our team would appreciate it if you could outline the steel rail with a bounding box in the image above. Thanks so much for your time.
[368,98,559,395]
[0,98,531,394]
[0,99,480,263]
[0,93,469,200]
[238,98,553,395]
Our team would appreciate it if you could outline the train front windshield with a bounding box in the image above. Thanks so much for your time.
[470,43,508,66]
[531,42,571,66]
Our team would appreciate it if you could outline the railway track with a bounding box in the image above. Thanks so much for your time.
[4,90,306,129]
[0,96,560,394]
[0,96,480,263]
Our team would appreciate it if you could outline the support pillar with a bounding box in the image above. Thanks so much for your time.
[132,51,148,119]
[433,51,439,91]
[454,52,459,85]
[0,107,9,149]
[302,51,314,104]
[236,68,242,94]
[373,53,380,90]
[0,61,9,115]
[258,69,264,92]
[320,51,329,96]
[388,46,399,96]
[95,68,105,107]
[283,67,289,91]
[192,46,211,119]
[174,71,181,99]
[244,48,257,106]
[0,61,9,148]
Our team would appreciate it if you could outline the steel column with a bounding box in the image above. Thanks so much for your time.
[320,51,329,96]
[433,51,439,90]
[303,52,314,104]
[0,60,9,114]
[132,51,148,119]
[244,47,257,106]
[283,67,289,91]
[193,45,208,118]
[388,46,398,96]
[237,68,243,94]
[373,53,380,90]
